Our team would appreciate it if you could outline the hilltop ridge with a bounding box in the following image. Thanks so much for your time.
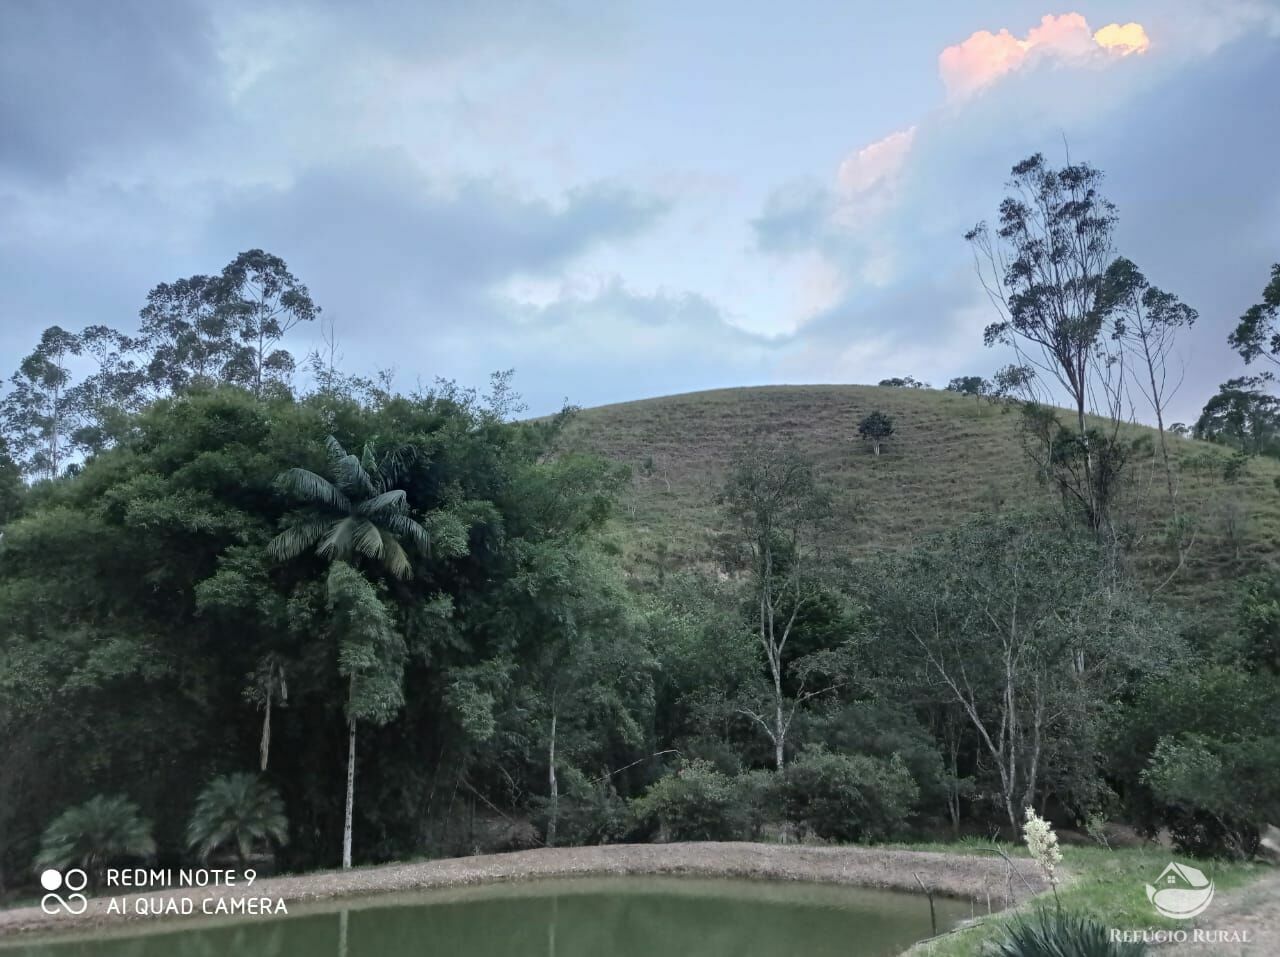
[563,384,1280,603]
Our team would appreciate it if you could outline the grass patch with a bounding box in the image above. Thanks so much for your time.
[902,842,1266,955]
[564,384,1280,608]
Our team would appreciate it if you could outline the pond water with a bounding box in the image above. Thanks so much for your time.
[2,876,972,957]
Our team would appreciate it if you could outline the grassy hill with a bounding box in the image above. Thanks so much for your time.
[563,384,1280,605]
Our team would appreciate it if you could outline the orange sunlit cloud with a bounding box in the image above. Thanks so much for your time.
[1093,22,1151,56]
[939,13,1150,99]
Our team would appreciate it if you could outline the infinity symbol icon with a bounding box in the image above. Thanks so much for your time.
[39,868,89,916]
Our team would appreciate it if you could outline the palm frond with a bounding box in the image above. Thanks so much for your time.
[268,518,333,561]
[332,452,376,499]
[359,489,408,519]
[384,512,431,554]
[275,468,350,512]
[378,528,412,579]
[350,519,385,561]
[324,435,349,474]
[317,516,357,560]
[378,444,417,487]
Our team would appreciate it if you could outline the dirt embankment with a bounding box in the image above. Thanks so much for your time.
[0,841,1045,939]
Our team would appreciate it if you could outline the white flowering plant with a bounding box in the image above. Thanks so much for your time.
[1023,805,1064,909]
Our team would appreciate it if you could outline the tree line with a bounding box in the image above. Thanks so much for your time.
[1,153,1278,895]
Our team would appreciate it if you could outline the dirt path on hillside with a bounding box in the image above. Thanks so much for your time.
[0,841,1044,940]
[1175,869,1280,955]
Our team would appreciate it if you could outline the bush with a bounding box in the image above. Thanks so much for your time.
[803,701,952,822]
[534,773,635,847]
[35,795,155,882]
[632,761,751,841]
[187,773,289,863]
[992,909,1146,956]
[779,749,918,842]
[1140,733,1280,857]
[1114,667,1280,857]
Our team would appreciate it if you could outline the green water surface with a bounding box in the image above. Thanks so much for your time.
[3,877,972,957]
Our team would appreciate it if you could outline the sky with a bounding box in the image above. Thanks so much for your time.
[2,1,1278,421]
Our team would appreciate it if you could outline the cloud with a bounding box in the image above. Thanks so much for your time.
[438,279,781,412]
[752,183,833,255]
[938,13,1150,99]
[203,152,666,315]
[836,127,917,196]
[0,0,226,180]
[1093,22,1152,56]
[833,127,917,230]
[745,10,1279,416]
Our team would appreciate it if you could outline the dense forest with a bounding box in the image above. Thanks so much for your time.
[1,156,1278,895]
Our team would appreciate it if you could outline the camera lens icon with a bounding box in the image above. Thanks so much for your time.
[40,868,89,915]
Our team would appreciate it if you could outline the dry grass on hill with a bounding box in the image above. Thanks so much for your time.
[563,384,1280,604]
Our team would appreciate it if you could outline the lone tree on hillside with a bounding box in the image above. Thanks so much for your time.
[858,410,895,456]
[878,376,929,389]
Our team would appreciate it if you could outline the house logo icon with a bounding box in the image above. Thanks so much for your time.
[1146,861,1215,919]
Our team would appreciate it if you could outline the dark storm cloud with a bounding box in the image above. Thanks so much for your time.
[0,0,225,179]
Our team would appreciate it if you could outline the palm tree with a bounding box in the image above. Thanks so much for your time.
[187,773,288,865]
[35,795,155,885]
[269,436,426,870]
[268,436,428,578]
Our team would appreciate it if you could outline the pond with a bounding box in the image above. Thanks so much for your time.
[2,876,973,957]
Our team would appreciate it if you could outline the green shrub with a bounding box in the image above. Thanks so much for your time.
[1112,666,1280,856]
[187,773,289,863]
[779,749,918,842]
[534,774,635,846]
[35,795,155,882]
[803,701,952,819]
[992,909,1145,956]
[1141,733,1280,857]
[632,761,750,841]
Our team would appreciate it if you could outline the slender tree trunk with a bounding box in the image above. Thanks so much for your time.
[547,712,558,847]
[343,716,356,870]
[259,684,272,772]
[945,718,962,837]
[773,694,785,769]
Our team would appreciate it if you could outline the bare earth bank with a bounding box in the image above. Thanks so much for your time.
[0,841,1044,938]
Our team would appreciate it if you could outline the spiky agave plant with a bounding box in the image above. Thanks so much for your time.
[34,795,155,882]
[268,436,429,579]
[992,910,1146,957]
[186,773,288,864]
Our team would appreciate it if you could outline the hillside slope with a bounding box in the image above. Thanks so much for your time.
[563,384,1280,604]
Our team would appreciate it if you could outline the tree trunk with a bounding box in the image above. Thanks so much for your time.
[342,717,356,870]
[259,684,272,772]
[547,712,559,847]
[773,698,786,769]
[770,655,787,770]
